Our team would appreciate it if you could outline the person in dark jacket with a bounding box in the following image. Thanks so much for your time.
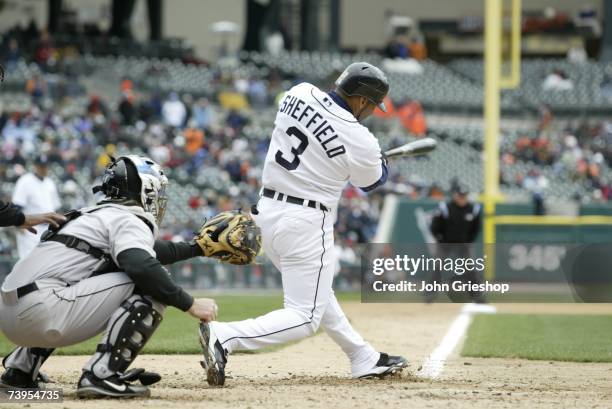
[428,183,485,303]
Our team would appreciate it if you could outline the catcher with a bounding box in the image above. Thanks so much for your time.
[0,155,260,398]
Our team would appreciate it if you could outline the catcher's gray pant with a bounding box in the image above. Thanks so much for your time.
[0,273,164,380]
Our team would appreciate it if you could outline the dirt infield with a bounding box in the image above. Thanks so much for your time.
[15,303,612,409]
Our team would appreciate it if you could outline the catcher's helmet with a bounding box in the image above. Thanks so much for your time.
[335,62,389,112]
[93,155,169,225]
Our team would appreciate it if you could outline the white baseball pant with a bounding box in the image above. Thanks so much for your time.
[210,197,379,374]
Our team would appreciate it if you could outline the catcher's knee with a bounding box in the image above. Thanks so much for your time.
[93,295,163,376]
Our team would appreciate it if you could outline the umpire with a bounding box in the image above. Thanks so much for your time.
[428,182,485,303]
[0,199,66,233]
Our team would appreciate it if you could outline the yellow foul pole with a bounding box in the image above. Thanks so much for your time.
[500,0,522,89]
[483,0,502,280]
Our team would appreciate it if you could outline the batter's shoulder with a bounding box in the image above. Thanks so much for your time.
[344,126,381,159]
[289,81,316,94]
[347,124,378,144]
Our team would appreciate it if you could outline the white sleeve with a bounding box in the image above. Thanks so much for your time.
[11,176,29,207]
[50,182,61,210]
[108,215,156,263]
[348,130,384,188]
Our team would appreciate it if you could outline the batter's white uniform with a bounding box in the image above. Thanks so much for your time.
[211,82,386,375]
[12,173,61,259]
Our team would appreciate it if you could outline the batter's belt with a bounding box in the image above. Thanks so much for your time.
[262,188,329,212]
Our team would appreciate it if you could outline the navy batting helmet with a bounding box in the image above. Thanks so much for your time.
[335,62,389,112]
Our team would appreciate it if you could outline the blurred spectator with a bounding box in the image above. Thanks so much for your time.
[12,155,61,259]
[384,34,410,59]
[567,45,587,64]
[334,234,358,276]
[87,95,109,118]
[182,94,194,127]
[226,109,248,130]
[118,90,136,126]
[97,144,116,171]
[233,75,249,94]
[248,78,269,109]
[522,170,548,215]
[428,184,445,200]
[188,196,202,210]
[184,124,204,155]
[34,31,55,70]
[25,74,47,106]
[121,79,133,93]
[162,92,187,128]
[264,31,285,56]
[542,69,574,91]
[4,38,20,73]
[537,105,553,134]
[192,98,214,130]
[398,100,427,136]
[408,34,427,60]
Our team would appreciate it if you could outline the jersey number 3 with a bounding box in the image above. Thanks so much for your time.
[275,126,309,171]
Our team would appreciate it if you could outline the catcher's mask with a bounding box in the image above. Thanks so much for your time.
[93,155,169,225]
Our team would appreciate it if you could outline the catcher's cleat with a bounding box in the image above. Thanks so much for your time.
[0,368,50,389]
[76,371,150,399]
[198,322,227,386]
[353,353,408,379]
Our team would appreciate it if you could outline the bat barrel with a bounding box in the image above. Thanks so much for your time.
[385,138,437,158]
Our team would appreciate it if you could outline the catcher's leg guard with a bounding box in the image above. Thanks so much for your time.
[84,295,164,379]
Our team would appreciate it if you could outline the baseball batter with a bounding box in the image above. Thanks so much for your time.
[199,62,407,386]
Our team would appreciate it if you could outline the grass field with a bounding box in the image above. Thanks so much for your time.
[0,292,360,356]
[462,313,612,363]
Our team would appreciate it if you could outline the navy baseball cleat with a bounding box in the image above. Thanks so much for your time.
[76,371,151,399]
[352,353,408,379]
[198,322,227,386]
[0,368,51,389]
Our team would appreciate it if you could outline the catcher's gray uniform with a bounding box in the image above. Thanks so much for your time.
[0,204,167,380]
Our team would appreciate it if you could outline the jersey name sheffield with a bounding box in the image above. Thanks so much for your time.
[278,93,346,159]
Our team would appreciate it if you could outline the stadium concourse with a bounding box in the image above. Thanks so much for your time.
[0,31,611,269]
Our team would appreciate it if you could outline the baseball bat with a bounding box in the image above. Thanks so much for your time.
[384,137,437,159]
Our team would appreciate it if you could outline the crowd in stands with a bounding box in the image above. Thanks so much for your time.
[501,115,612,202]
[0,30,389,260]
[1,25,611,261]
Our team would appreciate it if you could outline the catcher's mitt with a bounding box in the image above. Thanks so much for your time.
[193,210,261,265]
